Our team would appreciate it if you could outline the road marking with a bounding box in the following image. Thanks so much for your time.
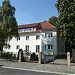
[2,66,75,75]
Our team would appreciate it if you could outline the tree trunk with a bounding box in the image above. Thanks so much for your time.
[0,46,3,57]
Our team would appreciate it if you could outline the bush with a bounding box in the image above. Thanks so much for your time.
[1,51,17,60]
[30,53,38,61]
[12,53,16,60]
[1,52,13,59]
[17,49,24,62]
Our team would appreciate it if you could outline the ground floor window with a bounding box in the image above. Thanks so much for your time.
[26,45,29,51]
[45,44,53,50]
[36,45,40,52]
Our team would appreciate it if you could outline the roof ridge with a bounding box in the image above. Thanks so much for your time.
[18,22,39,26]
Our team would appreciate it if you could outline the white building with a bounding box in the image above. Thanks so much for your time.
[3,22,65,61]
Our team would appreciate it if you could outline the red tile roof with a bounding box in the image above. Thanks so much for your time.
[18,23,39,29]
[40,22,56,30]
[18,22,57,30]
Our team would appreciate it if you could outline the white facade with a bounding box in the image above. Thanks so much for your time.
[3,30,57,55]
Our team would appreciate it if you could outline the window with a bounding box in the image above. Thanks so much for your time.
[16,45,20,49]
[17,37,20,40]
[45,33,53,38]
[19,29,24,33]
[26,36,29,40]
[48,34,50,37]
[33,28,36,31]
[45,45,50,49]
[45,33,48,37]
[36,35,40,40]
[51,33,53,37]
[45,44,53,50]
[48,45,50,49]
[26,45,29,51]
[51,45,53,49]
[36,45,40,52]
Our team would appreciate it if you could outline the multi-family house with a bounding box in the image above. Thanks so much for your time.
[3,22,65,62]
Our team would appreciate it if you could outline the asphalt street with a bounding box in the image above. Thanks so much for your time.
[0,67,63,75]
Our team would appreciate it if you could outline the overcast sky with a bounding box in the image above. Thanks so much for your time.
[0,0,58,25]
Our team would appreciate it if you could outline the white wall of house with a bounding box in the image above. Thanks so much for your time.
[3,32,42,54]
[3,30,57,57]
[19,33,42,53]
[3,37,18,54]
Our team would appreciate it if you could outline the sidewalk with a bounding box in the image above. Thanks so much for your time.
[0,58,75,74]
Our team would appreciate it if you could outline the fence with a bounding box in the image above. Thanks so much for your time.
[56,53,67,59]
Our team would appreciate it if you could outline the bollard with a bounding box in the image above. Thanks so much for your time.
[38,52,42,64]
[67,52,70,66]
[19,51,21,63]
[0,51,1,57]
[53,53,54,64]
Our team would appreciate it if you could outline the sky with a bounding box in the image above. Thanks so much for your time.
[0,0,58,25]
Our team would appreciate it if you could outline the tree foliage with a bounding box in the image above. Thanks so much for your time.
[56,0,75,50]
[0,0,18,50]
[48,16,58,27]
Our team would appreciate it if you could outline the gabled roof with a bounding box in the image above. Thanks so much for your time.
[40,22,56,30]
[18,22,57,30]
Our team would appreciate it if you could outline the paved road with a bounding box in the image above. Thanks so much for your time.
[0,67,63,75]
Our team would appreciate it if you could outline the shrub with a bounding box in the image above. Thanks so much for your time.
[1,52,13,59]
[30,53,38,61]
[17,49,24,62]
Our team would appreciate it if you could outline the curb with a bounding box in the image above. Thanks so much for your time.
[2,66,75,75]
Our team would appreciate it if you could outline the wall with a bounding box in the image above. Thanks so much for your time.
[41,30,57,56]
[3,32,42,54]
[3,30,58,58]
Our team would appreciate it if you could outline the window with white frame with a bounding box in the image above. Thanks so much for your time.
[51,44,53,49]
[45,44,53,50]
[26,36,29,40]
[16,45,20,49]
[36,35,40,40]
[17,37,20,40]
[45,33,53,38]
[36,45,40,52]
[33,28,36,31]
[51,33,53,37]
[26,45,29,51]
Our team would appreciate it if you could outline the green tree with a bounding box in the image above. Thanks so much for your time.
[56,0,75,51]
[0,0,18,51]
[48,16,58,27]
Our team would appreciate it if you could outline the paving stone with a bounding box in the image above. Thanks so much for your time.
[0,59,75,74]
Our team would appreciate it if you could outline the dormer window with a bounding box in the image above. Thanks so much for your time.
[18,28,36,33]
[33,28,36,31]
